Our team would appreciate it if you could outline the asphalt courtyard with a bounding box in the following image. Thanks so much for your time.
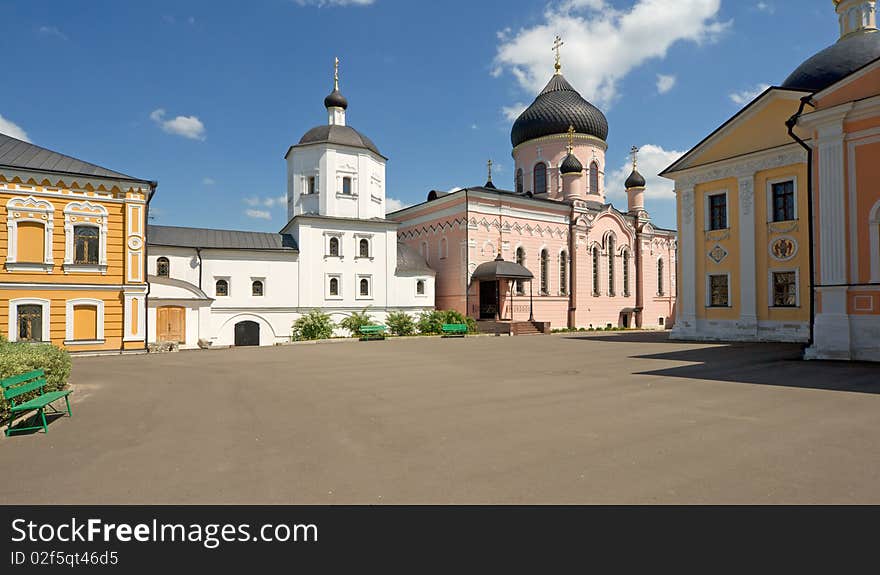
[2,332,879,504]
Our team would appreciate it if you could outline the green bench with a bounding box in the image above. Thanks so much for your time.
[441,323,468,337]
[2,369,72,436]
[359,325,387,341]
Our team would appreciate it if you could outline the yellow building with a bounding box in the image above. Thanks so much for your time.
[0,133,155,353]
[662,0,879,352]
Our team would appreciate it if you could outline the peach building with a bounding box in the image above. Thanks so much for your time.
[390,62,676,332]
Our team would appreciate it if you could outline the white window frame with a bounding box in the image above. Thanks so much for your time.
[768,268,800,309]
[415,278,427,297]
[704,189,730,231]
[251,277,266,297]
[326,273,343,300]
[8,298,51,343]
[356,274,373,300]
[337,173,358,198]
[65,298,105,344]
[63,200,108,273]
[4,195,55,272]
[354,234,373,260]
[214,277,231,297]
[766,176,798,223]
[303,172,319,195]
[325,232,344,258]
[705,272,732,308]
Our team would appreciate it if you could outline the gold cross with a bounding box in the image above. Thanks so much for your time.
[487,159,493,183]
[334,56,339,91]
[552,35,564,73]
[567,125,576,152]
[630,146,640,169]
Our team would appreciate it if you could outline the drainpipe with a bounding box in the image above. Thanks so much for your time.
[143,180,158,354]
[568,206,576,329]
[465,189,470,319]
[196,247,203,290]
[634,219,642,328]
[785,95,816,349]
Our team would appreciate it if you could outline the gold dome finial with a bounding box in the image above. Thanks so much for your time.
[630,145,640,170]
[334,56,339,91]
[552,35,564,74]
[487,159,493,183]
[566,125,575,153]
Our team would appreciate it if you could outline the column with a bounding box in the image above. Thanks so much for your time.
[738,175,758,336]
[672,186,697,337]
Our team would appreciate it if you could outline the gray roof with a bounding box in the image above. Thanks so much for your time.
[0,133,150,182]
[396,242,434,275]
[472,255,534,281]
[511,74,609,147]
[782,31,880,92]
[148,225,298,251]
[293,124,382,157]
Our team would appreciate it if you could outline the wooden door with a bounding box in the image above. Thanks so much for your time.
[157,306,185,343]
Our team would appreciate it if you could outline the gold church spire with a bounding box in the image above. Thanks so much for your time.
[630,146,640,170]
[552,35,564,74]
[334,56,339,91]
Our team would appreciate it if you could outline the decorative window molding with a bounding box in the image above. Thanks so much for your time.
[356,274,373,300]
[325,231,344,258]
[766,176,798,223]
[5,196,55,272]
[704,189,729,231]
[156,257,170,277]
[65,298,105,344]
[63,200,108,273]
[8,298,51,343]
[768,268,800,308]
[355,234,373,259]
[215,277,230,297]
[326,274,342,300]
[251,278,265,297]
[705,272,731,308]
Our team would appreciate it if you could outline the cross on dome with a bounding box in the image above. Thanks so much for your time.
[552,35,564,74]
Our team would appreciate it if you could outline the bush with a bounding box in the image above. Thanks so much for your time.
[417,310,477,334]
[386,311,416,336]
[339,309,375,337]
[292,310,335,341]
[0,340,71,421]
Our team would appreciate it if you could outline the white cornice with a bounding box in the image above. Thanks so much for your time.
[667,143,807,190]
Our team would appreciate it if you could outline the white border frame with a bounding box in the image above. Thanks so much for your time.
[415,278,428,298]
[63,200,108,273]
[8,298,51,343]
[326,273,343,300]
[324,231,344,258]
[65,298,106,343]
[354,233,373,260]
[705,272,732,308]
[356,274,373,300]
[5,196,54,271]
[214,276,231,298]
[768,268,801,309]
[765,175,798,223]
[251,277,266,298]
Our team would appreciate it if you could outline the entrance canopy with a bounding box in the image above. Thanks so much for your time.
[472,254,534,281]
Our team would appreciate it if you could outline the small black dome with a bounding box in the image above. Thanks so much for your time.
[324,89,348,110]
[297,125,381,156]
[511,74,609,148]
[782,30,880,91]
[560,152,583,175]
[625,169,646,189]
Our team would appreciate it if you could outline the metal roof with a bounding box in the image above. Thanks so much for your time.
[472,255,534,281]
[293,124,382,157]
[782,31,880,92]
[396,242,435,275]
[148,225,298,251]
[0,133,150,182]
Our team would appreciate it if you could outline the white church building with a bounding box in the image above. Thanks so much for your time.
[146,63,435,348]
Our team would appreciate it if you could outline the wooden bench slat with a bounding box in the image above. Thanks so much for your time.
[1,369,45,389]
[3,378,46,400]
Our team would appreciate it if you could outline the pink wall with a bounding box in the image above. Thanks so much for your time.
[513,136,606,202]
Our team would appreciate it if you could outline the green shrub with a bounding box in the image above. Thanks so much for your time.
[339,309,375,337]
[0,341,71,421]
[386,311,416,336]
[418,310,477,334]
[292,310,335,341]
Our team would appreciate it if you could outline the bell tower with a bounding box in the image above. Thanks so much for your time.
[836,0,877,38]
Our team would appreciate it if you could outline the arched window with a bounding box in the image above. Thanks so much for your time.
[416,280,425,295]
[329,237,340,257]
[657,259,665,296]
[440,237,448,259]
[559,251,568,296]
[515,246,526,295]
[215,279,228,297]
[420,241,429,262]
[156,257,170,277]
[252,280,264,297]
[607,236,616,297]
[515,168,524,194]
[329,277,339,296]
[360,278,370,296]
[533,163,547,195]
[592,247,600,296]
[540,249,549,294]
[622,250,630,297]
[359,238,370,258]
[589,161,599,195]
[74,225,99,264]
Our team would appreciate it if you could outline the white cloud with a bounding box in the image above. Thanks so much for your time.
[385,197,409,213]
[494,0,730,108]
[729,83,771,106]
[755,2,775,14]
[0,114,30,142]
[150,108,206,141]
[38,26,67,40]
[605,144,685,203]
[656,74,676,94]
[245,209,272,220]
[293,0,375,6]
[502,102,527,121]
[202,177,215,185]
[244,196,287,208]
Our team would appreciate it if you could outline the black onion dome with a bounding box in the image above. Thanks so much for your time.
[324,89,348,110]
[560,152,583,174]
[297,125,381,156]
[625,169,646,189]
[782,30,880,91]
[511,74,609,147]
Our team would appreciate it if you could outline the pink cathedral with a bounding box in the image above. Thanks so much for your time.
[390,62,676,333]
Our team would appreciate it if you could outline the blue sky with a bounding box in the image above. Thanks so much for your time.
[1,0,839,230]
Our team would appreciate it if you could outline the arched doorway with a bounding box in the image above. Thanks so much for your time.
[234,321,260,346]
